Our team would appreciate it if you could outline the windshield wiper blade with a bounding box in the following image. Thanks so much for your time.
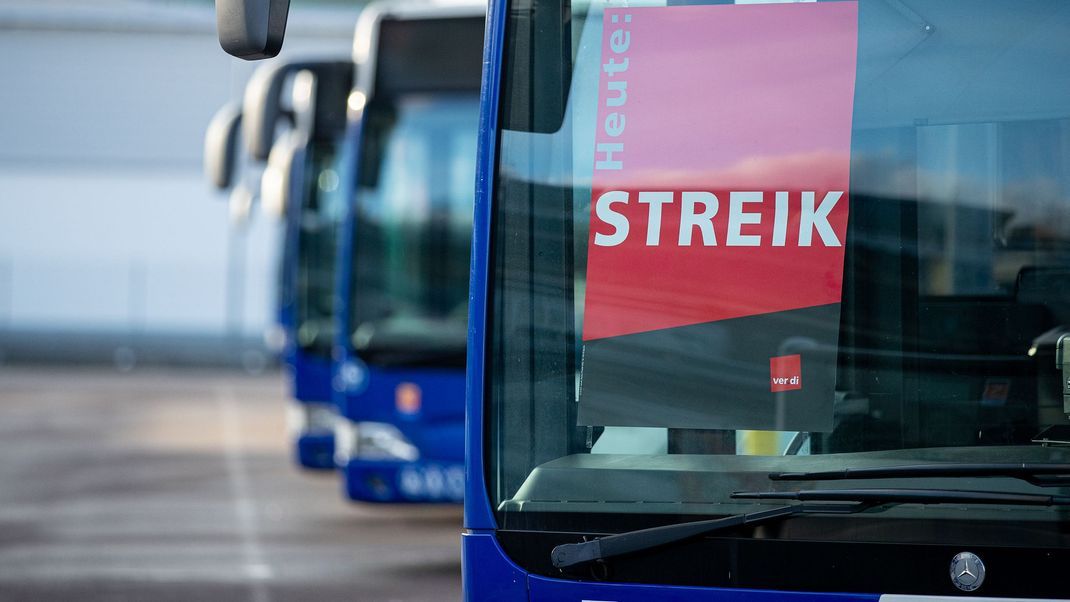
[551,502,870,569]
[732,487,1070,506]
[770,463,1070,487]
[551,486,1070,570]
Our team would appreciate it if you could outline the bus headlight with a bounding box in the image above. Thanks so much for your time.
[334,421,420,465]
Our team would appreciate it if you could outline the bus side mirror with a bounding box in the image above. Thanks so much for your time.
[243,61,294,161]
[243,60,355,161]
[216,0,291,60]
[204,102,243,190]
[260,131,303,219]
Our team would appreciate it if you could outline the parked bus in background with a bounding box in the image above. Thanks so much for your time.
[329,1,484,503]
[461,0,1070,599]
[212,1,483,494]
[261,60,354,470]
[205,58,353,469]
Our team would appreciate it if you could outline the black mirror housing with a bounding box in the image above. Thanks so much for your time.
[216,0,291,60]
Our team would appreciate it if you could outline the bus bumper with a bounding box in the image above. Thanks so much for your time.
[286,401,337,470]
[295,432,335,470]
[341,458,464,503]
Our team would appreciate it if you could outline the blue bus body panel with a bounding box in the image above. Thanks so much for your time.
[462,531,882,602]
[283,350,335,470]
[291,349,334,402]
[290,350,336,469]
[464,0,507,532]
[343,458,465,503]
[462,532,529,601]
[339,365,466,429]
[338,364,466,502]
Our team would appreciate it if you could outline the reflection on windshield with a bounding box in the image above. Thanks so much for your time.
[297,143,348,356]
[488,0,1070,522]
[350,95,479,366]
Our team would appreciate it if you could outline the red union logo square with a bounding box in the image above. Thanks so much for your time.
[770,355,802,392]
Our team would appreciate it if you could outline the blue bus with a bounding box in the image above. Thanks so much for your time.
[329,1,485,503]
[462,0,1070,599]
[208,58,353,469]
[262,60,354,470]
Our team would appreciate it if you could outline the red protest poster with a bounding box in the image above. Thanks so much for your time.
[578,1,858,432]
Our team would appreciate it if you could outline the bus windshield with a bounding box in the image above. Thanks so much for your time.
[487,0,1070,535]
[350,95,479,367]
[297,142,348,357]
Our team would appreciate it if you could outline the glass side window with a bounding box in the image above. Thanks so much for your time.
[350,94,480,367]
[487,0,1070,527]
[296,142,348,356]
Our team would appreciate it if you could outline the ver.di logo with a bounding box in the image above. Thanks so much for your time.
[770,354,802,392]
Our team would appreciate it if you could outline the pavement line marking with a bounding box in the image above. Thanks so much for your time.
[217,385,273,602]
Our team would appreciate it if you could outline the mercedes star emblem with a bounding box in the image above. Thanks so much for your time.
[950,551,986,592]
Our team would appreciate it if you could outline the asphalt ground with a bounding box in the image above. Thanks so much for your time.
[0,366,462,601]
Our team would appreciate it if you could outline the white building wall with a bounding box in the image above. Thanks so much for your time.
[0,1,360,347]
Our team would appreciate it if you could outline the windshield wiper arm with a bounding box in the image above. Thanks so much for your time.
[770,463,1070,487]
[732,487,1070,506]
[551,501,870,569]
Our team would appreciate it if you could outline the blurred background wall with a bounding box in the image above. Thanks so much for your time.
[0,0,361,369]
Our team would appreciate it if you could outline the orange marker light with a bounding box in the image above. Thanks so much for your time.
[396,383,422,415]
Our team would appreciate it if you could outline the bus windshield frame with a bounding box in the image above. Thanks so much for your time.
[478,0,1070,594]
